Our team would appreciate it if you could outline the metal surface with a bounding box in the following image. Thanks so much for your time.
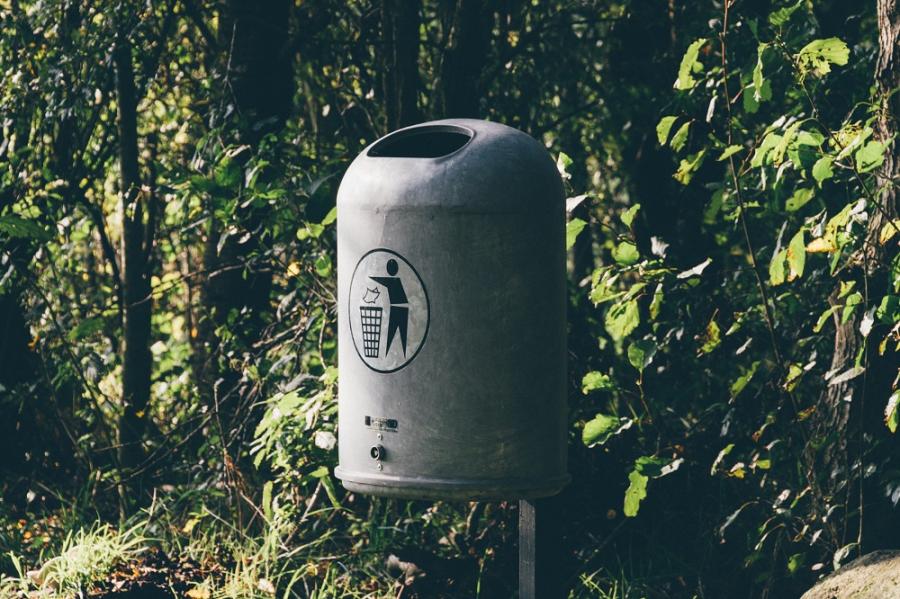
[519,497,564,599]
[335,118,568,500]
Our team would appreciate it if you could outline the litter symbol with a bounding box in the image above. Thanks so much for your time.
[348,249,429,373]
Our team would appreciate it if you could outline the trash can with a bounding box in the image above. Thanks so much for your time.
[335,119,568,500]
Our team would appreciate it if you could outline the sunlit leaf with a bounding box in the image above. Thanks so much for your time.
[673,150,706,185]
[855,140,885,173]
[669,121,691,152]
[698,317,721,355]
[786,188,814,212]
[886,391,900,433]
[674,38,707,90]
[583,414,632,447]
[613,241,640,265]
[623,470,648,517]
[795,38,849,78]
[582,371,616,394]
[717,145,743,161]
[812,156,834,187]
[769,1,802,26]
[605,299,640,341]
[769,248,787,286]
[751,132,782,168]
[656,116,678,145]
[621,204,641,228]
[566,218,587,250]
[787,229,805,281]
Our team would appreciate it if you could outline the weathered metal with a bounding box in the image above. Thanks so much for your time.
[335,119,568,500]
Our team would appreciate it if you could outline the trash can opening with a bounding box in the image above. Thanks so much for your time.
[367,124,473,158]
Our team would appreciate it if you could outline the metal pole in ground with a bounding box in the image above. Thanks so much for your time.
[519,497,563,598]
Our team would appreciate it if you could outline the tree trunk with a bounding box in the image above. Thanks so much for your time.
[220,0,293,144]
[859,0,900,551]
[114,34,153,476]
[202,0,292,329]
[381,0,421,130]
[436,0,491,118]
[195,0,293,431]
[816,0,900,551]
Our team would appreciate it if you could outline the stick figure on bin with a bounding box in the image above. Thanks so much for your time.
[370,259,408,357]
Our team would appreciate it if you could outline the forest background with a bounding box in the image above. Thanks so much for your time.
[0,0,898,597]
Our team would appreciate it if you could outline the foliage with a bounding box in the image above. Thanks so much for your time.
[0,0,896,597]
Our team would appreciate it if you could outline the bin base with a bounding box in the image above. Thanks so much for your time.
[334,467,570,501]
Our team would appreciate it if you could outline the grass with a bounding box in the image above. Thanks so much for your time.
[1,521,147,598]
[0,490,670,599]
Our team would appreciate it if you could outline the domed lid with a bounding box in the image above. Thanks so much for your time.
[337,119,563,214]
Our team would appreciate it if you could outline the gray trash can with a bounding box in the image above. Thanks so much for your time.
[334,119,568,500]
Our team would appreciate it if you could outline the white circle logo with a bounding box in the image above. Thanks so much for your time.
[348,249,429,373]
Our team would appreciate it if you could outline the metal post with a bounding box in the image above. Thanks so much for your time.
[519,497,562,598]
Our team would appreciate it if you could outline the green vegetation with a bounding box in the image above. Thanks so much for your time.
[0,0,897,597]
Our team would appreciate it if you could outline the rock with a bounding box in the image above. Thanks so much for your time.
[801,550,900,599]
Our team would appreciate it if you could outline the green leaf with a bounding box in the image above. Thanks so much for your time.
[315,254,332,277]
[321,206,337,226]
[814,306,837,333]
[795,38,850,78]
[649,284,664,320]
[262,481,274,522]
[582,414,632,447]
[876,295,900,323]
[751,133,782,168]
[627,339,657,371]
[556,152,573,179]
[674,38,708,91]
[731,361,760,398]
[787,229,806,281]
[753,44,769,102]
[624,470,648,517]
[769,249,787,286]
[769,248,787,286]
[620,204,641,228]
[771,121,801,165]
[812,156,834,187]
[717,145,743,161]
[886,391,900,433]
[711,443,735,474]
[786,187,815,212]
[855,140,885,173]
[879,221,900,245]
[784,363,804,392]
[698,318,721,355]
[769,1,802,26]
[297,222,325,240]
[673,150,706,185]
[656,116,678,145]
[566,218,587,250]
[842,291,863,324]
[669,121,691,152]
[310,465,330,478]
[582,371,616,394]
[787,553,805,575]
[612,241,640,265]
[589,268,622,305]
[605,299,640,341]
[67,317,105,342]
[0,215,50,241]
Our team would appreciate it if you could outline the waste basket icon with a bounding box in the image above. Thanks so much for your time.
[335,119,568,500]
[359,306,382,358]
